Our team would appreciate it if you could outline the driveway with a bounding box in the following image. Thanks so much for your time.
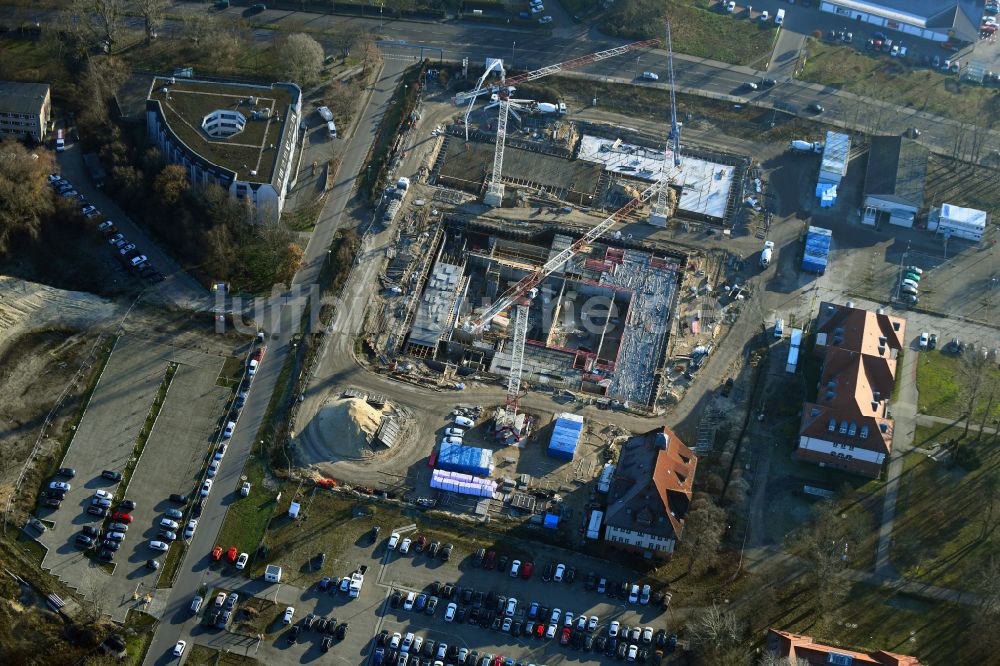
[55,143,208,310]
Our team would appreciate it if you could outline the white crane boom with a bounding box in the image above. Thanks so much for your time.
[470,178,666,331]
[462,58,506,141]
[505,303,529,413]
[650,22,683,226]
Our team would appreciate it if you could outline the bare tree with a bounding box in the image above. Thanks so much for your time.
[679,495,727,576]
[961,353,987,441]
[686,603,748,666]
[328,28,357,61]
[281,33,325,86]
[72,0,127,53]
[758,654,812,666]
[796,501,861,631]
[0,139,57,254]
[132,0,167,44]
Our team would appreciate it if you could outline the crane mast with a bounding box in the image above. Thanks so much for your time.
[454,40,659,206]
[649,22,683,226]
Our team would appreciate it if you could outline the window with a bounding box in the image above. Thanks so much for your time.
[860,426,869,439]
[848,423,857,437]
[839,421,848,434]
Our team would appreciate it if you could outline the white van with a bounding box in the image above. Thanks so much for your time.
[775,8,785,25]
[326,120,337,139]
[774,318,784,338]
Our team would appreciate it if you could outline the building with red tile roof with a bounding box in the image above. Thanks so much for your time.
[795,302,906,477]
[603,426,697,557]
[767,629,923,666]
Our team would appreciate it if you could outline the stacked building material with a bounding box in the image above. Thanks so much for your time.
[437,441,495,476]
[430,469,497,498]
[547,413,584,460]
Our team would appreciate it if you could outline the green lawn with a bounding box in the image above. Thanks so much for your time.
[799,39,1000,129]
[601,0,778,66]
[214,456,278,557]
[915,351,1000,422]
[891,441,1000,591]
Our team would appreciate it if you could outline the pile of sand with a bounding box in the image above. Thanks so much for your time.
[306,397,386,460]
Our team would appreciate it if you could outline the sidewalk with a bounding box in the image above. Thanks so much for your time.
[916,413,999,436]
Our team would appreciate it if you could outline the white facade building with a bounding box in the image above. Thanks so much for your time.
[818,1,979,43]
[929,203,987,242]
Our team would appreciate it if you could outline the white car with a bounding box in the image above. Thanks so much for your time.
[444,427,465,437]
[628,584,640,603]
[403,591,415,611]
[538,15,552,24]
[510,559,521,577]
[317,105,334,122]
[94,489,111,500]
[553,563,565,582]
[642,626,654,644]
[627,644,638,662]
[744,81,758,90]
[444,602,457,622]
[240,482,251,496]
[760,10,769,21]
[563,611,574,627]
[504,597,517,617]
[160,518,179,530]
[248,359,258,376]
[545,623,557,639]
[919,332,929,349]
[550,607,561,624]
[400,537,411,554]
[149,540,169,552]
[207,460,219,478]
[726,0,735,11]
[235,552,249,570]
[640,583,651,604]
[200,479,213,496]
[214,443,228,460]
[49,481,71,492]
[388,532,400,549]
[283,606,294,624]
[401,632,415,652]
[641,71,659,81]
[588,615,599,631]
[390,632,402,649]
[223,421,236,438]
[172,640,186,657]
[609,620,620,637]
[441,436,463,445]
[412,636,424,654]
[530,4,544,13]
[190,596,203,613]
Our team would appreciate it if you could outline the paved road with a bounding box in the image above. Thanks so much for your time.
[142,52,409,665]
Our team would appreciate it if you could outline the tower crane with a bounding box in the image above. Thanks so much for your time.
[649,22,683,226]
[453,40,658,207]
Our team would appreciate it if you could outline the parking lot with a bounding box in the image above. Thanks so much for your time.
[38,336,230,621]
[166,517,678,665]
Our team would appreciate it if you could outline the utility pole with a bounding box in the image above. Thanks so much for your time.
[634,56,640,80]
[511,41,515,70]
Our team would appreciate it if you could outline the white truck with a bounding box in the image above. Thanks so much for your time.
[760,240,774,268]
[789,139,822,153]
[348,572,364,598]
[534,101,567,115]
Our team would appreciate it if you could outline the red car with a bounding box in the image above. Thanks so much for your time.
[483,550,497,569]
[535,623,545,638]
[252,348,265,362]
[227,546,238,563]
[211,546,223,562]
[521,561,533,579]
[560,627,571,645]
[415,535,427,552]
[490,657,503,666]
[111,512,133,523]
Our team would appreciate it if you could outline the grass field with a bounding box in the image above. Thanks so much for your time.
[214,456,278,556]
[915,351,1000,422]
[601,0,778,66]
[799,39,1000,129]
[924,155,1000,221]
[891,440,1000,591]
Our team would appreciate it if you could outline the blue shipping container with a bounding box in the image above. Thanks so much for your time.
[802,226,831,274]
[437,442,494,476]
[547,413,584,460]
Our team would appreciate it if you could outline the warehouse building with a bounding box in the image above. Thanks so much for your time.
[146,77,302,222]
[0,81,50,142]
[816,131,850,208]
[818,1,980,43]
[928,203,988,242]
[862,136,928,228]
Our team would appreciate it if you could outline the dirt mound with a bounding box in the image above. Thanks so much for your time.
[298,397,387,463]
[0,277,119,350]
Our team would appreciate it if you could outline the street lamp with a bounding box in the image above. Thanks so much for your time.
[634,56,640,80]
[512,41,516,70]
[379,3,384,30]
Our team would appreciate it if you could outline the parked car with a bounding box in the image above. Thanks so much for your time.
[56,467,76,478]
[149,540,169,552]
[49,481,71,492]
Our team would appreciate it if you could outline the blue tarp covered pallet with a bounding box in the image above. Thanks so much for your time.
[547,413,584,460]
[437,441,494,476]
[802,226,832,274]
